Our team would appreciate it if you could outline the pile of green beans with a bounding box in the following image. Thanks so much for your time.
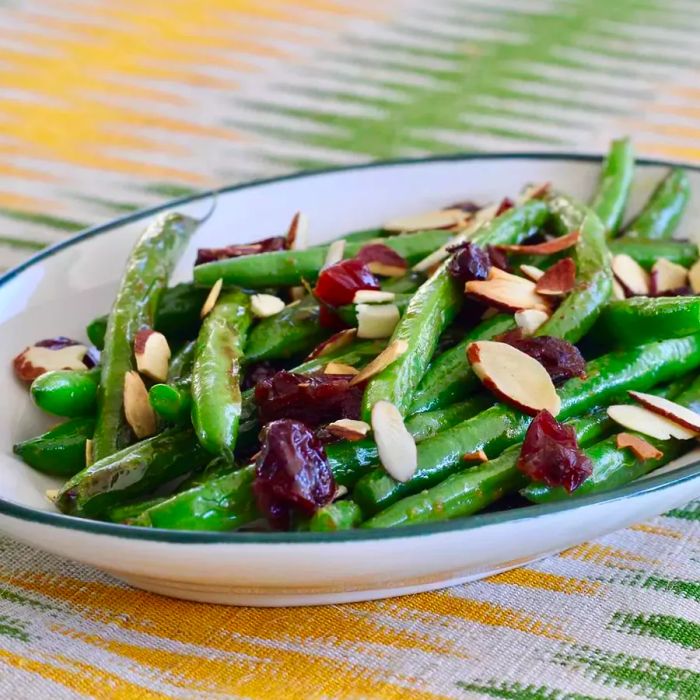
[12,138,700,537]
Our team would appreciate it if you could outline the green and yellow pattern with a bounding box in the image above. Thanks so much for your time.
[3,1,700,697]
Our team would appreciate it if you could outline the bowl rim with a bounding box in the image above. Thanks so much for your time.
[2,150,700,545]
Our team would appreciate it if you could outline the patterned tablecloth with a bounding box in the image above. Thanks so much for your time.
[2,1,700,698]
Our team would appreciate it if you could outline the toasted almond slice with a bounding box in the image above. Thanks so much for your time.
[463,450,488,462]
[356,303,400,339]
[384,208,467,233]
[327,418,371,441]
[85,438,94,467]
[333,485,349,500]
[612,254,650,296]
[651,258,688,294]
[349,339,408,386]
[353,289,396,304]
[251,293,286,318]
[323,239,345,269]
[134,329,171,382]
[324,361,359,376]
[371,400,417,482]
[124,370,157,439]
[628,390,700,433]
[689,258,700,294]
[514,308,549,335]
[286,211,308,250]
[201,278,223,318]
[367,261,406,277]
[499,230,580,255]
[467,340,561,416]
[520,264,545,281]
[517,182,551,204]
[616,433,663,460]
[488,267,536,285]
[13,344,88,382]
[612,278,626,300]
[306,328,357,360]
[465,277,549,313]
[290,286,307,302]
[535,257,576,296]
[45,489,59,503]
[606,404,697,440]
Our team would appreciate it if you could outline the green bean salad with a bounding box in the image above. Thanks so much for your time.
[12,138,700,532]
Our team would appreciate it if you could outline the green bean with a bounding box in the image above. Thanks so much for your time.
[309,500,363,531]
[404,395,491,442]
[168,340,196,382]
[149,380,192,424]
[193,229,453,288]
[608,237,698,270]
[361,201,550,420]
[352,335,700,515]
[106,496,168,524]
[92,213,199,462]
[191,289,252,457]
[624,168,690,240]
[56,427,210,517]
[537,195,612,342]
[409,315,516,415]
[590,137,634,236]
[88,283,208,350]
[30,367,99,418]
[13,417,94,477]
[595,297,700,348]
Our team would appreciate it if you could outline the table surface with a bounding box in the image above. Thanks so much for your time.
[2,1,700,698]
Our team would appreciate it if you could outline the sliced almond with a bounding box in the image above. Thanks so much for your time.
[606,404,697,440]
[349,339,408,386]
[326,418,371,441]
[356,303,400,339]
[651,258,688,295]
[286,211,308,250]
[124,370,157,439]
[612,254,650,296]
[688,258,700,294]
[45,489,59,503]
[463,450,488,462]
[290,286,307,302]
[465,277,549,313]
[383,208,467,233]
[612,278,626,300]
[200,278,223,318]
[324,361,359,376]
[371,400,418,482]
[333,485,349,500]
[520,264,545,282]
[85,438,94,467]
[467,340,561,416]
[14,344,88,382]
[367,261,406,277]
[306,328,356,360]
[323,239,345,269]
[514,308,549,335]
[628,390,700,433]
[616,433,663,460]
[498,230,580,255]
[517,182,551,204]
[353,290,396,304]
[488,267,536,284]
[535,258,576,296]
[134,329,171,382]
[251,293,286,318]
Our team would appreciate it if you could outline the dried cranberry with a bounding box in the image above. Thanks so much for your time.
[447,242,491,283]
[355,243,408,271]
[255,371,363,427]
[253,419,335,529]
[243,361,282,391]
[486,245,510,272]
[497,329,585,385]
[446,201,481,214]
[495,197,515,217]
[652,285,693,298]
[195,236,287,265]
[318,305,348,330]
[314,259,379,307]
[517,410,592,492]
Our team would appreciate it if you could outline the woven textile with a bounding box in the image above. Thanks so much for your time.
[2,1,700,697]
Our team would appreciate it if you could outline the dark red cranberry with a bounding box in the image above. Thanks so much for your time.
[517,410,593,492]
[447,243,491,283]
[314,259,379,307]
[486,245,510,272]
[651,285,693,298]
[255,371,364,427]
[355,243,408,271]
[445,201,481,213]
[318,305,348,330]
[195,236,287,265]
[495,197,515,217]
[243,361,282,391]
[497,329,585,385]
[253,419,335,529]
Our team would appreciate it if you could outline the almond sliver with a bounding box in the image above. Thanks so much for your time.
[353,289,396,304]
[520,264,545,281]
[324,361,359,376]
[323,239,345,269]
[607,404,697,440]
[201,278,223,318]
[514,308,549,335]
[349,339,408,386]
[628,390,700,433]
[499,230,580,255]
[251,293,286,318]
[612,254,650,296]
[689,258,700,294]
[356,303,400,339]
[124,370,157,439]
[371,400,417,482]
[326,419,371,441]
[465,277,549,313]
[616,433,663,460]
[651,258,688,294]
[384,208,467,233]
[286,211,308,250]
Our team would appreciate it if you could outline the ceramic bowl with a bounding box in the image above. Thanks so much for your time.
[2,153,699,606]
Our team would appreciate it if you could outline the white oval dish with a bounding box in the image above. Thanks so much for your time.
[2,153,700,607]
